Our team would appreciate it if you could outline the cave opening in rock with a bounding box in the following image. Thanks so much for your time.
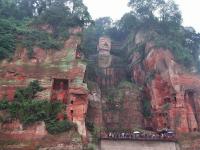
[187,90,194,98]
[164,97,171,103]
[185,89,199,131]
[51,78,69,103]
[185,89,196,108]
[70,110,74,121]
[174,96,177,103]
[52,79,68,90]
[172,93,177,103]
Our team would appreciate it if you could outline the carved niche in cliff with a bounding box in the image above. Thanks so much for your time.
[51,79,69,104]
[95,36,125,87]
[184,89,199,132]
[98,36,112,68]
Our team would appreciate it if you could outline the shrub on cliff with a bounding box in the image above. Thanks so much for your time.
[0,98,73,134]
[0,99,9,110]
[141,99,152,118]
[0,81,74,134]
[14,80,43,101]
[8,100,50,125]
[0,19,16,59]
[0,18,62,60]
[46,120,74,134]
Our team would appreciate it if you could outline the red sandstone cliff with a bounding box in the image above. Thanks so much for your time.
[101,84,143,131]
[0,27,89,141]
[131,36,200,133]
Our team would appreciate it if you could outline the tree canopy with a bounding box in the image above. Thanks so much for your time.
[0,0,92,60]
[128,0,165,19]
[0,0,199,70]
[81,0,200,70]
[128,0,182,24]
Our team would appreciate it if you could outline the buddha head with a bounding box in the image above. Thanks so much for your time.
[98,36,111,55]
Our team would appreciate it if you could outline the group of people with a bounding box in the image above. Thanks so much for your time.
[104,130,176,141]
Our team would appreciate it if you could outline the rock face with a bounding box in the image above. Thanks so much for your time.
[86,37,143,132]
[102,85,143,130]
[39,145,82,150]
[178,133,200,150]
[131,32,200,133]
[1,121,47,140]
[0,27,89,138]
[87,82,102,127]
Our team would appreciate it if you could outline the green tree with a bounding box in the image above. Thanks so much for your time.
[141,99,152,118]
[95,17,113,34]
[81,17,112,57]
[0,19,16,59]
[17,0,38,17]
[0,0,92,60]
[128,0,165,19]
[81,25,98,57]
[72,0,92,26]
[128,0,182,26]
[35,0,92,27]
[184,28,200,58]
[117,13,140,36]
[14,80,43,101]
[159,0,182,25]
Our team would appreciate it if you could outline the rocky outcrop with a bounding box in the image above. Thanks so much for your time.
[39,144,82,150]
[1,121,47,140]
[102,84,143,130]
[0,129,83,150]
[131,33,200,133]
[87,82,102,127]
[178,133,200,150]
[0,27,89,138]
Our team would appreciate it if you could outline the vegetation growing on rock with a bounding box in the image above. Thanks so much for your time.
[0,0,200,149]
[0,80,74,134]
[0,0,92,60]
[82,0,200,70]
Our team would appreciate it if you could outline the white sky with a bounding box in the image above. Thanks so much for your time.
[83,0,200,32]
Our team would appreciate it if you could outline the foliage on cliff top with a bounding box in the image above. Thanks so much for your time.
[127,0,200,68]
[0,0,92,60]
[82,0,200,69]
[0,18,63,59]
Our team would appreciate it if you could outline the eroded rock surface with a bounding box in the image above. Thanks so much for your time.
[0,27,89,139]
[131,37,200,133]
[102,84,143,130]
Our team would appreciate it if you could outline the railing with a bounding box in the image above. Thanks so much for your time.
[101,132,177,142]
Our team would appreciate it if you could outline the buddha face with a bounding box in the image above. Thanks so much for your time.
[98,37,111,53]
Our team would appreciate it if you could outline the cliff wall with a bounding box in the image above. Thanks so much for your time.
[102,84,143,130]
[0,27,89,140]
[130,31,200,133]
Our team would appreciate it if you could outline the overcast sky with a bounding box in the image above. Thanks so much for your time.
[83,0,200,32]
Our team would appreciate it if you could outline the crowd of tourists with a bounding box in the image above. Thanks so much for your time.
[102,129,176,141]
